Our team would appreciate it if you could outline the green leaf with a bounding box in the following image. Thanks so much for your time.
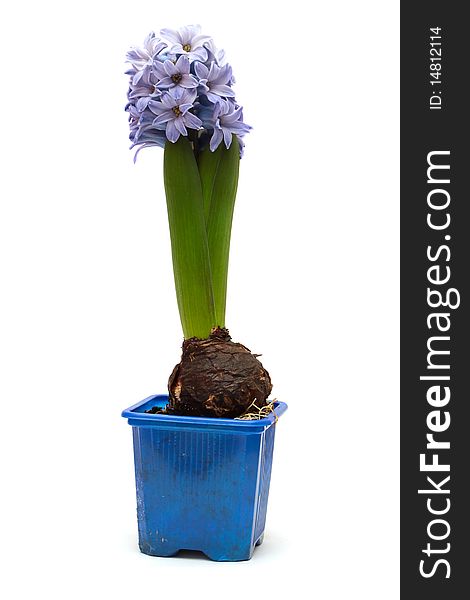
[197,143,223,222]
[163,138,216,339]
[199,137,240,327]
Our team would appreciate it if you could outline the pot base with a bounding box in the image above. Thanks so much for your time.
[138,531,264,562]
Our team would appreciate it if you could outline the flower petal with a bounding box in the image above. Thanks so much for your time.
[179,74,198,88]
[210,84,235,97]
[194,61,208,79]
[163,60,177,77]
[228,120,251,134]
[160,92,177,108]
[153,112,174,125]
[184,112,202,130]
[222,106,243,123]
[178,102,193,115]
[210,127,223,152]
[152,61,167,79]
[132,69,147,86]
[208,62,220,81]
[174,117,188,136]
[179,88,197,104]
[148,100,165,115]
[206,91,226,104]
[190,47,208,61]
[156,77,174,89]
[175,54,190,73]
[223,127,233,148]
[169,43,184,55]
[166,120,180,142]
[160,28,182,45]
[191,34,212,47]
[136,97,150,111]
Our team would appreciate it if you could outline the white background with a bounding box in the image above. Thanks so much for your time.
[0,1,399,598]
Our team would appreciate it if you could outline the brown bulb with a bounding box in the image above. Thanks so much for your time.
[168,328,272,418]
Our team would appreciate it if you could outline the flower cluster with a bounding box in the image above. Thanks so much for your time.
[125,25,251,160]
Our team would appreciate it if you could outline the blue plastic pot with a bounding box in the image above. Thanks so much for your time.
[122,394,287,561]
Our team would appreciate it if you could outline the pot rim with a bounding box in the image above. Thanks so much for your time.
[122,394,287,433]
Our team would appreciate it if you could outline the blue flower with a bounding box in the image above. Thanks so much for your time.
[126,32,167,85]
[210,101,251,151]
[128,70,161,111]
[126,103,166,161]
[154,55,198,90]
[204,38,226,67]
[125,27,251,157]
[160,25,211,62]
[194,62,234,103]
[149,88,202,143]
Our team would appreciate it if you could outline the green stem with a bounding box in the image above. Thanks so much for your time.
[163,138,216,339]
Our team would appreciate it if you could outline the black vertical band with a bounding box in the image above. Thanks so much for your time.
[401,2,469,597]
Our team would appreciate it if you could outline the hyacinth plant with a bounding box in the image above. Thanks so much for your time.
[125,26,272,418]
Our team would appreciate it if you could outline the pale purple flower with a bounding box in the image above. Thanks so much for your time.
[125,27,251,158]
[154,55,198,90]
[194,62,234,103]
[210,101,251,151]
[126,32,167,85]
[126,103,166,161]
[204,38,226,66]
[149,88,202,143]
[128,70,161,111]
[160,25,211,62]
